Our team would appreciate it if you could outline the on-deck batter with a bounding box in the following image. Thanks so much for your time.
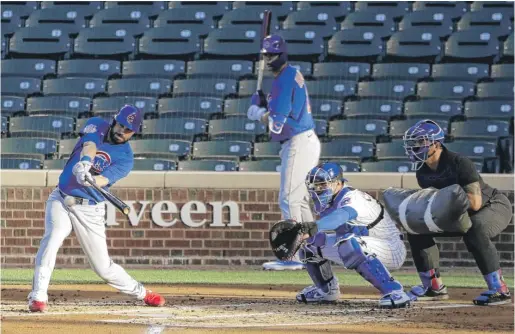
[247,34,321,271]
[28,105,165,312]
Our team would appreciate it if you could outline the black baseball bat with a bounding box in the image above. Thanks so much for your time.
[86,177,130,216]
[256,10,272,92]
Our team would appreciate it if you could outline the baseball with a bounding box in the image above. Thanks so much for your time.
[64,196,75,208]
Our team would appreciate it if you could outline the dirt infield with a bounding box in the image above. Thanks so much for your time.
[1,284,513,334]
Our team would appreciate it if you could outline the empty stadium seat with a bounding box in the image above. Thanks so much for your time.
[296,2,352,22]
[203,28,260,60]
[9,115,74,140]
[2,2,39,19]
[502,32,514,62]
[89,7,151,37]
[344,100,403,120]
[431,63,489,82]
[476,81,514,100]
[398,10,454,39]
[43,158,68,170]
[340,12,396,39]
[491,64,514,81]
[154,8,214,37]
[282,8,338,39]
[1,59,56,79]
[26,96,91,117]
[133,158,177,171]
[167,1,230,19]
[223,98,249,118]
[404,100,463,120]
[43,78,106,97]
[471,1,514,20]
[1,116,7,134]
[327,29,384,62]
[103,1,166,18]
[142,117,207,140]
[445,140,498,160]
[412,2,468,21]
[1,157,42,170]
[253,142,281,159]
[314,119,328,137]
[231,1,294,19]
[73,27,135,60]
[313,62,371,80]
[307,80,356,100]
[2,77,41,97]
[158,96,223,118]
[443,30,500,63]
[25,7,87,36]
[457,11,512,39]
[354,2,410,20]
[451,120,511,139]
[309,99,343,120]
[464,100,514,120]
[58,59,121,78]
[385,29,442,62]
[40,1,103,19]
[192,140,252,160]
[131,139,191,159]
[357,81,416,100]
[361,160,412,173]
[178,159,237,171]
[218,7,280,31]
[187,60,254,79]
[137,27,200,60]
[320,139,375,160]
[2,11,22,37]
[93,96,157,118]
[208,118,266,142]
[238,78,274,96]
[8,26,70,59]
[417,81,475,100]
[376,139,407,160]
[2,137,58,159]
[58,138,77,158]
[390,119,449,138]
[1,96,25,116]
[122,60,185,79]
[239,160,281,172]
[255,61,313,78]
[108,78,172,97]
[329,119,388,141]
[173,78,237,98]
[372,63,430,81]
[275,29,325,62]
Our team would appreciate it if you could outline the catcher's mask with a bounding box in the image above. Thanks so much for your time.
[403,119,445,171]
[305,162,347,214]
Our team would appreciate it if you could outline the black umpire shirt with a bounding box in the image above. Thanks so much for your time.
[416,146,496,214]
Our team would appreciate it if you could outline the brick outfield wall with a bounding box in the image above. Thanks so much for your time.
[1,187,513,269]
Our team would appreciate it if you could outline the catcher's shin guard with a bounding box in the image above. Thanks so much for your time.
[299,243,335,291]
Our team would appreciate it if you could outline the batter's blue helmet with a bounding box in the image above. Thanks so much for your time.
[403,119,445,170]
[114,104,142,133]
[306,162,347,214]
[261,34,288,71]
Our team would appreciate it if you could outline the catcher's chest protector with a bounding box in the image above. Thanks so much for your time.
[383,184,472,235]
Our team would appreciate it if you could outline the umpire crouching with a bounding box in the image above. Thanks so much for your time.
[402,119,512,306]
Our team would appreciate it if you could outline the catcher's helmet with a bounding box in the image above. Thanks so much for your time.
[113,104,142,133]
[403,119,445,170]
[305,162,347,214]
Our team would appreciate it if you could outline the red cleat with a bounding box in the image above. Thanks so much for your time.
[144,290,165,307]
[29,300,47,312]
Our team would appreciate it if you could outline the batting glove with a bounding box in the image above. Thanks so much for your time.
[251,90,267,108]
[247,105,266,121]
[75,170,92,186]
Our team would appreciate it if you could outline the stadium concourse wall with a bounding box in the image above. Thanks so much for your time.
[1,171,513,269]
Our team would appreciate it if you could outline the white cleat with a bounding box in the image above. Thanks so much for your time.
[262,260,304,271]
[296,278,340,303]
[379,290,411,309]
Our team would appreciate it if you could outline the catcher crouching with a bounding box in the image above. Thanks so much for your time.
[269,162,411,309]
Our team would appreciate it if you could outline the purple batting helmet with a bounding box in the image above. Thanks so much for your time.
[113,104,142,133]
[403,119,445,170]
[261,34,288,72]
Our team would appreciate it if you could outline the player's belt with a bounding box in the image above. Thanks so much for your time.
[58,189,97,206]
[366,204,384,230]
[279,129,315,144]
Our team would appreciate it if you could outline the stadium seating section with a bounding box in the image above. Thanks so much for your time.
[1,1,513,173]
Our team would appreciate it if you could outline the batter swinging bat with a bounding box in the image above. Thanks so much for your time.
[86,176,130,216]
[256,9,272,92]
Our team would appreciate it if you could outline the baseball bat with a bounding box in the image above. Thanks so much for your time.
[86,176,130,216]
[256,10,272,92]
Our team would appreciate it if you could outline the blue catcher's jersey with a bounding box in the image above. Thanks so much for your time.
[268,65,315,142]
[58,117,134,202]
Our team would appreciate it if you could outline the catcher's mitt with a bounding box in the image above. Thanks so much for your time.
[269,220,317,260]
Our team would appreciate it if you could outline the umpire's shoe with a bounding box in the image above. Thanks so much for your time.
[408,284,449,301]
[262,260,304,271]
[296,277,340,303]
[379,291,411,309]
[473,290,511,306]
